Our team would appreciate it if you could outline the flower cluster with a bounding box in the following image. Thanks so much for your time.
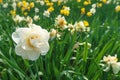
[60,6,70,16]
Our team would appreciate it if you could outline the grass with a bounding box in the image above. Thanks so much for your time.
[0,0,120,80]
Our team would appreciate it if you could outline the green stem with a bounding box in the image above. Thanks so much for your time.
[35,61,39,80]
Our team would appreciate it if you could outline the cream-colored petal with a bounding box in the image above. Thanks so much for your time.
[21,40,32,50]
[41,29,50,41]
[15,44,23,56]
[28,51,40,61]
[15,28,31,39]
[30,38,40,48]
[38,42,49,55]
[112,62,120,74]
[30,25,49,42]
[12,27,31,44]
[12,32,20,44]
[15,44,40,60]
[15,44,29,59]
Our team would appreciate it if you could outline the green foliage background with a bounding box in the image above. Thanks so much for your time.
[0,0,120,80]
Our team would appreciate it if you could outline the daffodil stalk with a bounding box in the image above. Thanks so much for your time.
[35,60,39,80]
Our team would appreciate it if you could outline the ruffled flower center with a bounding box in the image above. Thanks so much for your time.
[26,35,40,48]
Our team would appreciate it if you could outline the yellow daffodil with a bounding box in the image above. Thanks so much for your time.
[83,1,89,6]
[58,0,61,5]
[47,6,54,12]
[10,10,16,16]
[60,6,70,16]
[83,20,89,27]
[115,5,120,12]
[97,3,102,8]
[22,1,27,8]
[23,12,28,16]
[81,8,86,14]
[77,0,81,2]
[0,0,2,3]
[102,0,107,4]
[27,6,31,11]
[17,2,22,7]
[29,2,34,8]
[21,7,25,12]
[46,2,53,6]
[87,12,92,17]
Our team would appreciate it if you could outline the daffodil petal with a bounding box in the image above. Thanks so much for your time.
[39,42,49,55]
[15,44,40,60]
[112,62,120,74]
[12,32,20,44]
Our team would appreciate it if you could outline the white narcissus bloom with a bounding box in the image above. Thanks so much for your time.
[36,0,45,5]
[106,0,112,4]
[101,55,120,74]
[90,8,96,14]
[43,10,50,17]
[50,29,57,39]
[51,0,58,2]
[35,8,39,13]
[12,24,50,61]
[55,15,67,29]
[13,15,25,23]
[67,23,74,31]
[33,15,40,21]
[26,16,33,24]
[74,21,86,32]
[92,4,96,8]
[12,2,16,10]
[3,3,8,8]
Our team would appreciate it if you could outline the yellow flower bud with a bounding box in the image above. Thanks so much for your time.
[0,0,3,3]
[17,2,21,7]
[44,0,49,3]
[81,8,85,14]
[97,3,102,8]
[83,20,89,27]
[29,2,34,8]
[10,10,16,16]
[60,10,64,14]
[77,0,81,2]
[46,2,53,6]
[27,6,31,11]
[47,6,54,12]
[87,12,92,17]
[58,0,61,6]
[83,1,89,6]
[64,10,70,16]
[24,12,28,16]
[102,0,107,4]
[115,5,120,12]
[21,7,25,12]
[22,1,27,8]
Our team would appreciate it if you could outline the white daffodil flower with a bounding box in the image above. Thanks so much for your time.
[12,24,50,61]
[74,21,86,32]
[13,15,25,23]
[55,15,67,29]
[101,55,120,74]
[43,10,50,17]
